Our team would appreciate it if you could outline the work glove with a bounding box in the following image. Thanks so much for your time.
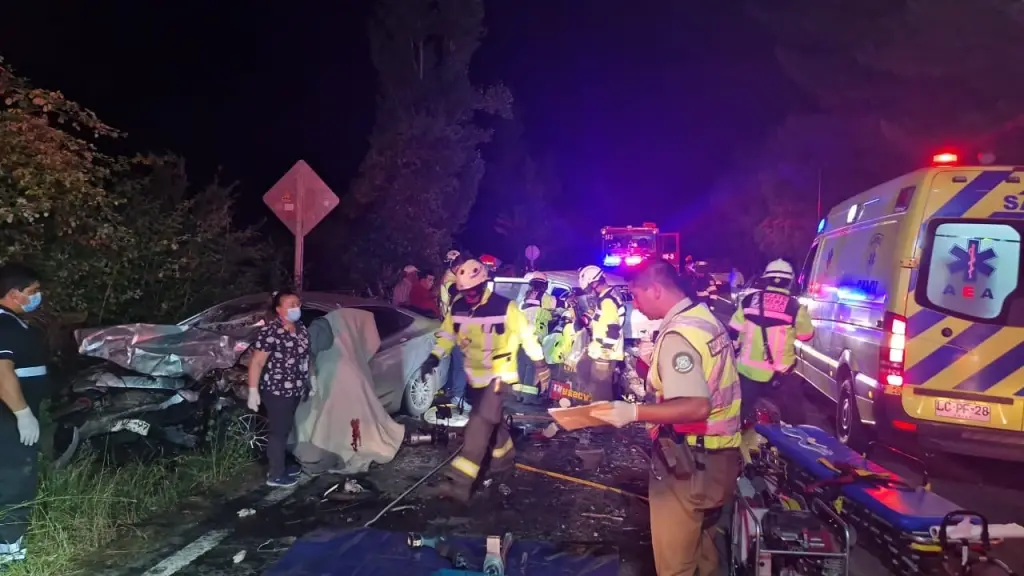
[591,400,638,429]
[306,372,318,399]
[533,360,551,393]
[247,387,261,412]
[419,354,441,381]
[13,407,40,446]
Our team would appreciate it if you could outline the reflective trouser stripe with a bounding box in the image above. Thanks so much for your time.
[451,456,480,479]
[14,365,46,378]
[512,383,539,395]
[492,437,514,459]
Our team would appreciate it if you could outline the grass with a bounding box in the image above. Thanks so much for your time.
[2,434,255,576]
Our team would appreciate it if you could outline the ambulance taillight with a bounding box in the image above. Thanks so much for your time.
[879,312,907,389]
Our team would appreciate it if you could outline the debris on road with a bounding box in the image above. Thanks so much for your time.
[232,550,246,563]
[237,508,256,518]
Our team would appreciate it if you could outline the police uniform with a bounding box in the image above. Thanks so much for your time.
[0,306,49,561]
[581,286,625,401]
[431,283,548,501]
[645,298,742,575]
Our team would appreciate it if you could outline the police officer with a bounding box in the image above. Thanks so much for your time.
[578,265,625,402]
[419,259,550,503]
[728,259,813,435]
[0,264,49,567]
[515,272,556,403]
[592,259,741,575]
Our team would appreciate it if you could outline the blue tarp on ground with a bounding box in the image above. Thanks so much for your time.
[266,527,620,576]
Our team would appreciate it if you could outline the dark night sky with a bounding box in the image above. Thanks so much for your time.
[1,1,799,266]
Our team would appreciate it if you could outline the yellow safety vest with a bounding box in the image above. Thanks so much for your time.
[432,288,544,389]
[586,287,625,362]
[439,270,457,317]
[647,301,742,449]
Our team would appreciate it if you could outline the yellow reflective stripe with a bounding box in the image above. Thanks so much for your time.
[492,437,514,459]
[451,456,480,479]
[687,431,743,449]
[514,384,539,395]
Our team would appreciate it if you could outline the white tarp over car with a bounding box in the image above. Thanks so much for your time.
[291,308,404,475]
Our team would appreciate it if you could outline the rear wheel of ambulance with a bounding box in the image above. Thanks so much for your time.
[836,378,869,449]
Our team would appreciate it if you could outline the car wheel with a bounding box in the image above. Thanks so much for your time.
[404,368,438,418]
[836,378,867,449]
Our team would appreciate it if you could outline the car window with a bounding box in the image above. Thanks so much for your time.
[300,307,328,328]
[351,305,416,339]
[190,300,268,329]
[798,241,821,295]
[917,220,1022,326]
[493,281,527,302]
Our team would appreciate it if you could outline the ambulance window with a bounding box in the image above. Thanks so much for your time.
[797,242,821,295]
[917,220,1022,326]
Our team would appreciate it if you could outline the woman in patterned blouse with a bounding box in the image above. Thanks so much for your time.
[246,290,311,487]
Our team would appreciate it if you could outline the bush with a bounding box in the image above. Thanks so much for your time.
[1,57,278,326]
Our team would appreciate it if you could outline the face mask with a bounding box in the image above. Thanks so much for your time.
[21,292,42,313]
[284,307,301,322]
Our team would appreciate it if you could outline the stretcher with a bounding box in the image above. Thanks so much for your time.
[748,423,1023,576]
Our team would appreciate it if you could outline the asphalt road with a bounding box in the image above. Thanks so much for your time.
[73,380,1024,576]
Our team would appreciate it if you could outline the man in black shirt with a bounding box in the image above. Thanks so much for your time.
[0,263,49,567]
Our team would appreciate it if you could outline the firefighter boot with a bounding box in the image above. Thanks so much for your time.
[433,470,474,504]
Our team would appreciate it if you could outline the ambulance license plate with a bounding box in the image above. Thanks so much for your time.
[934,399,991,423]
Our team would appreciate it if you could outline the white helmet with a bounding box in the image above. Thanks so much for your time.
[526,271,548,282]
[455,259,488,291]
[444,250,461,264]
[578,265,604,290]
[762,259,794,281]
[403,264,419,274]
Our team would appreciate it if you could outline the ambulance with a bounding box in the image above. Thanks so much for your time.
[794,152,1023,460]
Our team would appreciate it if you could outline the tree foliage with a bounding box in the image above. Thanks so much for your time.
[338,0,512,290]
[1,58,276,325]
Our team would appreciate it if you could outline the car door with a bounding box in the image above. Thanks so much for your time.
[348,305,417,412]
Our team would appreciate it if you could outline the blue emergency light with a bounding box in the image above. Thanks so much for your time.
[604,254,622,266]
[817,218,827,234]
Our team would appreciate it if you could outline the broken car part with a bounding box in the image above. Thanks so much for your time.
[513,463,648,502]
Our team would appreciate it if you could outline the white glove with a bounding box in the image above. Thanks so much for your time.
[14,408,40,446]
[591,400,638,428]
[247,387,261,412]
[308,373,318,398]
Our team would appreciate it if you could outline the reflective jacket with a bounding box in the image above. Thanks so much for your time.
[439,270,457,317]
[432,288,544,388]
[586,287,625,362]
[729,287,813,382]
[521,293,556,341]
[647,301,742,450]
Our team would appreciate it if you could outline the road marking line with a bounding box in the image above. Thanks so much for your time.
[140,529,232,576]
[139,475,313,575]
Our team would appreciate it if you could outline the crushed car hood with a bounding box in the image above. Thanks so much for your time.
[75,323,258,380]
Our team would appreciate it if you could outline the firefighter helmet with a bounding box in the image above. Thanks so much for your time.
[762,259,794,281]
[578,265,604,290]
[525,271,548,282]
[455,259,488,291]
[444,250,461,264]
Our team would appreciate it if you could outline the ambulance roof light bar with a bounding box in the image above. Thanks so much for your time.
[932,152,958,166]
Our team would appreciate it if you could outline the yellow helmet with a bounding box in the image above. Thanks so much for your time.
[455,259,488,291]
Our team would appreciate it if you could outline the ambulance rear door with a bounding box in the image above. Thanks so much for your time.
[902,167,1024,432]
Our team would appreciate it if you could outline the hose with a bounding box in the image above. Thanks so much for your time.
[364,444,463,528]
[514,463,649,503]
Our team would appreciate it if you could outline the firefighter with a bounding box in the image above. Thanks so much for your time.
[728,259,813,448]
[515,272,555,403]
[419,259,550,502]
[440,250,463,318]
[578,265,625,402]
[592,259,741,575]
[440,250,470,408]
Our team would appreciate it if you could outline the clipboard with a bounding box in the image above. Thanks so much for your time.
[547,402,612,431]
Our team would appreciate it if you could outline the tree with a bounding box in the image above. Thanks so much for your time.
[493,154,568,269]
[1,58,277,326]
[336,0,512,291]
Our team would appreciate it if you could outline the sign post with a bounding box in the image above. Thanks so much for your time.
[263,160,339,290]
[524,245,540,271]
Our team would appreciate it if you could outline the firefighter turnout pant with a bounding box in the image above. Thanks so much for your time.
[649,448,740,576]
[446,378,515,496]
[578,355,616,402]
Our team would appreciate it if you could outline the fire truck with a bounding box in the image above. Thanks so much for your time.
[601,222,681,271]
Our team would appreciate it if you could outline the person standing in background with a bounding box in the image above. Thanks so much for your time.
[247,290,311,487]
[440,251,470,410]
[0,264,49,568]
[392,265,419,307]
[409,271,440,318]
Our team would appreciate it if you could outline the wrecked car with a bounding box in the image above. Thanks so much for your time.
[52,293,449,465]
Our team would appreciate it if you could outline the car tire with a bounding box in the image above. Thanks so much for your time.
[836,378,868,449]
[404,367,439,418]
